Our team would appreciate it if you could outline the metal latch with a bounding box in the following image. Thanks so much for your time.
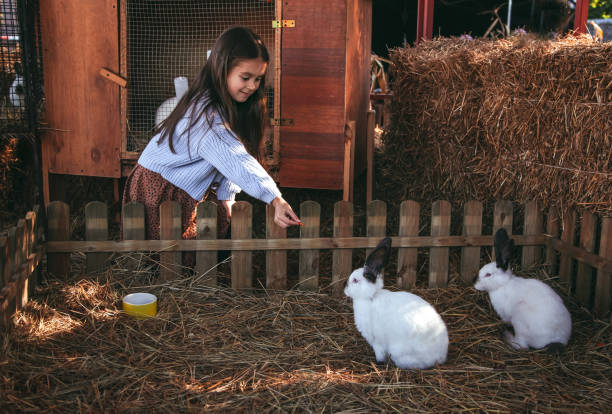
[272,20,295,28]
[270,118,293,126]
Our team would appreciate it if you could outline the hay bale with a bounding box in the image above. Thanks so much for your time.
[378,34,611,217]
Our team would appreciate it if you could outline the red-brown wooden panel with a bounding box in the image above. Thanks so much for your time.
[279,0,347,190]
[280,104,345,135]
[278,159,344,189]
[40,0,120,178]
[281,132,346,160]
[281,76,344,106]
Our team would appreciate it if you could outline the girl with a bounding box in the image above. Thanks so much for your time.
[123,26,300,246]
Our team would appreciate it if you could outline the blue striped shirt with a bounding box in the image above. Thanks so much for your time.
[138,100,281,203]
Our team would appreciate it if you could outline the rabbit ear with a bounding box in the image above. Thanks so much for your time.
[494,228,514,271]
[363,237,391,282]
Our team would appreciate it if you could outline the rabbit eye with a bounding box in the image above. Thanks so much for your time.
[352,278,358,284]
[485,273,491,278]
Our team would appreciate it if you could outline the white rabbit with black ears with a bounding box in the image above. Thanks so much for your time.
[344,237,449,369]
[474,228,572,352]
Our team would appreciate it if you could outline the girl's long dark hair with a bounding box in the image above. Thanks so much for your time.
[157,26,269,158]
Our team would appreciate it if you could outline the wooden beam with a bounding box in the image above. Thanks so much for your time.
[46,234,547,253]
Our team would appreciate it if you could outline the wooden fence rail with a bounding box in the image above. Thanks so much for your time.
[1,199,610,329]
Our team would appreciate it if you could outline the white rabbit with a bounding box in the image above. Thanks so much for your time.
[9,62,25,108]
[344,237,449,369]
[155,76,189,128]
[474,228,571,352]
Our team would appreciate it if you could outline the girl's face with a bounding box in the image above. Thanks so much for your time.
[226,58,267,103]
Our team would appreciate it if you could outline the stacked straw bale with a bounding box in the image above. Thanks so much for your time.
[378,35,611,216]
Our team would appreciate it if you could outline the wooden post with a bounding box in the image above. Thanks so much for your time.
[574,0,590,34]
[343,121,356,202]
[594,217,611,318]
[522,201,543,269]
[559,208,577,290]
[366,109,376,203]
[299,201,320,290]
[85,201,109,274]
[575,211,596,307]
[332,201,353,296]
[416,0,435,43]
[231,201,252,290]
[461,201,483,284]
[429,200,451,288]
[47,201,71,278]
[266,204,287,290]
[195,201,218,287]
[545,205,560,274]
[159,201,182,281]
[122,201,146,272]
[397,201,420,289]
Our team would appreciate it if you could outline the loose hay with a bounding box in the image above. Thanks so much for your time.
[378,34,612,217]
[1,255,610,413]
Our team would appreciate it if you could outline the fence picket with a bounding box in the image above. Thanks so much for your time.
[576,211,596,307]
[545,206,560,274]
[522,201,543,268]
[366,200,387,257]
[231,201,252,289]
[397,200,419,289]
[493,200,513,262]
[159,201,182,281]
[430,200,451,288]
[195,201,218,286]
[299,201,320,290]
[85,201,109,274]
[461,200,483,284]
[122,201,146,272]
[47,201,70,278]
[25,210,39,290]
[266,204,287,290]
[332,201,353,296]
[594,217,611,318]
[559,208,577,290]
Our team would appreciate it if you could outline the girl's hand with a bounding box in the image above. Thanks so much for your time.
[221,200,235,221]
[271,196,301,228]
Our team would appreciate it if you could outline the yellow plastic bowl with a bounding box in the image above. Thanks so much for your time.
[122,293,157,319]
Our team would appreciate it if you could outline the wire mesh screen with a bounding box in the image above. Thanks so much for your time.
[126,0,276,152]
[1,0,43,133]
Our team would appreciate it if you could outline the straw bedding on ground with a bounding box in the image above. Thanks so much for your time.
[1,254,610,413]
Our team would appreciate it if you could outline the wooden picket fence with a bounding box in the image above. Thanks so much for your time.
[0,206,44,328]
[1,199,611,329]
